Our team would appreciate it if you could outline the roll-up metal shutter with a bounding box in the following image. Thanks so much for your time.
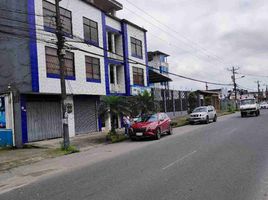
[74,96,98,135]
[26,100,62,142]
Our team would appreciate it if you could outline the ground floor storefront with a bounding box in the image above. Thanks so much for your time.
[19,94,100,144]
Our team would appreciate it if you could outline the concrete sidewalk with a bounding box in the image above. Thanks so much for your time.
[0,131,117,173]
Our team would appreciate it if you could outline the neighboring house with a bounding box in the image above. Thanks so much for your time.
[148,51,170,89]
[196,90,220,110]
[206,88,228,100]
[0,0,150,146]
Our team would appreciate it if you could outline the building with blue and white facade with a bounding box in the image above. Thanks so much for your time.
[148,51,170,89]
[0,0,150,146]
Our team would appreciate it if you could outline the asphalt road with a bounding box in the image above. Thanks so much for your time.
[1,111,268,200]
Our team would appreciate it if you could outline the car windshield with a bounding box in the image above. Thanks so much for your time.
[139,114,158,122]
[241,99,255,105]
[193,107,207,113]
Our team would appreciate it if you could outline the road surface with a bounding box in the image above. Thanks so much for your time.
[1,111,268,200]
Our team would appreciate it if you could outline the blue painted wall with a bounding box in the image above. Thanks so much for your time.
[144,32,149,86]
[102,12,110,95]
[28,0,40,92]
[121,22,131,96]
[20,95,28,144]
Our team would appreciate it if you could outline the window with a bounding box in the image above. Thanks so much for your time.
[43,0,72,35]
[131,37,143,58]
[83,17,99,45]
[45,46,75,78]
[108,32,113,52]
[85,56,101,82]
[110,65,115,84]
[133,67,144,86]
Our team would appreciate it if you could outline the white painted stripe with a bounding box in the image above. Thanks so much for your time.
[162,150,197,170]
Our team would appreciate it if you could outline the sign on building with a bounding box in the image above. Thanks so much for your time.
[130,86,151,96]
[0,97,6,128]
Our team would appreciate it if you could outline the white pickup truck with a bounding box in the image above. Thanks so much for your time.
[240,98,260,117]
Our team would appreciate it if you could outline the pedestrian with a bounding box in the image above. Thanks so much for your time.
[123,116,130,136]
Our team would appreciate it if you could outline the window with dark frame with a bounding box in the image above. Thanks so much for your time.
[131,37,143,58]
[45,46,75,78]
[83,17,99,45]
[43,0,73,35]
[85,56,101,82]
[133,67,144,86]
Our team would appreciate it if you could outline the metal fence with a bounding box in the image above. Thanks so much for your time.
[152,88,190,113]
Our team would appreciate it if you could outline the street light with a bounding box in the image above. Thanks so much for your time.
[236,75,245,80]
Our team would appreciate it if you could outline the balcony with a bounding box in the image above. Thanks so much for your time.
[109,64,126,94]
[108,52,124,62]
[110,83,125,94]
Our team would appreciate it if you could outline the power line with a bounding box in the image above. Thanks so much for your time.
[0,7,54,18]
[67,42,232,86]
[238,72,268,78]
[0,14,232,87]
[122,6,229,69]
[123,0,229,66]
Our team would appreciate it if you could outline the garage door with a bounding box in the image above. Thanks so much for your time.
[74,96,98,135]
[26,101,62,142]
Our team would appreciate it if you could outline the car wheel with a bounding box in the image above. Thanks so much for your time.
[213,114,217,122]
[155,128,161,140]
[167,125,173,135]
[130,136,136,141]
[205,116,209,124]
[241,113,244,118]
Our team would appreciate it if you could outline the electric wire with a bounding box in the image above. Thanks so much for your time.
[0,10,233,87]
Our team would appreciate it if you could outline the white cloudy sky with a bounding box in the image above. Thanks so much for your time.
[117,0,268,92]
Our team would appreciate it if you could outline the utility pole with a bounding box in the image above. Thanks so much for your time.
[205,82,208,91]
[228,66,239,110]
[266,85,268,101]
[55,0,70,149]
[256,80,261,102]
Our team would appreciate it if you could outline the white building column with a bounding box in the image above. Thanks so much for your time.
[111,33,116,53]
[114,65,118,85]
[117,115,122,128]
[105,112,111,131]
[66,96,75,137]
[4,95,13,130]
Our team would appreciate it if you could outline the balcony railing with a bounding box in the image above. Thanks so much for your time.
[108,52,124,62]
[110,83,125,94]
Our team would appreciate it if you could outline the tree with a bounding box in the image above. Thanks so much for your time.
[188,92,197,113]
[129,90,159,116]
[98,96,130,133]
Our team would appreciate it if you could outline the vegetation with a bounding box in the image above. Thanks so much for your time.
[106,131,127,143]
[170,116,189,128]
[188,92,197,113]
[60,144,80,155]
[98,96,131,133]
[98,91,159,135]
[204,96,212,106]
[129,90,159,116]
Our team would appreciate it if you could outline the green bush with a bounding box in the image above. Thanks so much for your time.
[106,132,127,143]
[60,144,80,155]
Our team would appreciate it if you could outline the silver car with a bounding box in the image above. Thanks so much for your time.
[189,106,217,124]
[260,102,268,109]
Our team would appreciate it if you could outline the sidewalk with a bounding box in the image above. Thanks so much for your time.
[0,131,122,173]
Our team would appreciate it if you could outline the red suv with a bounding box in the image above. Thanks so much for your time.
[130,113,172,140]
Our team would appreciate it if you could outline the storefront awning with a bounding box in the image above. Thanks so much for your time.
[149,69,172,83]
